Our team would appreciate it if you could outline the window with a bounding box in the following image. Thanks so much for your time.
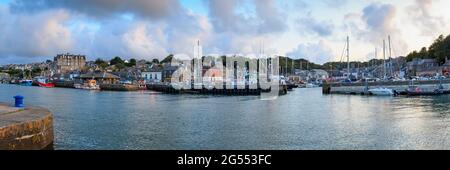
[150,74,152,79]
[155,74,158,79]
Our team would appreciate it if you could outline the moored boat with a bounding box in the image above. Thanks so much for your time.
[34,76,55,88]
[406,86,444,96]
[81,79,100,90]
[74,83,82,89]
[19,80,33,86]
[368,87,395,96]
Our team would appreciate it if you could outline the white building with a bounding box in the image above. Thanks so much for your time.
[142,68,162,83]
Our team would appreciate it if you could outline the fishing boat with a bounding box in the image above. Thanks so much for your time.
[34,76,55,88]
[81,79,100,90]
[19,79,33,86]
[368,87,395,96]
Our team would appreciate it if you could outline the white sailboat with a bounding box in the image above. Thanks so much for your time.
[368,36,395,96]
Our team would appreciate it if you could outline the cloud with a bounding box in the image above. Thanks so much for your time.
[297,12,334,36]
[350,3,408,56]
[207,0,286,34]
[0,7,73,58]
[82,10,213,60]
[204,0,287,55]
[286,40,334,64]
[407,0,446,36]
[362,3,397,41]
[1,0,212,61]
[322,0,347,7]
[254,0,287,34]
[9,0,180,19]
[207,0,253,34]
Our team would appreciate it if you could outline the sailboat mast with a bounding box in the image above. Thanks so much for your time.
[374,47,377,68]
[388,35,392,77]
[346,36,350,79]
[383,39,386,79]
[291,58,294,75]
[300,59,302,70]
[285,56,288,76]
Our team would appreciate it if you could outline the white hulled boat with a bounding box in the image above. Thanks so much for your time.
[368,87,394,96]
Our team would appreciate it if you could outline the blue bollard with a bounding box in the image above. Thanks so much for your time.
[13,95,24,108]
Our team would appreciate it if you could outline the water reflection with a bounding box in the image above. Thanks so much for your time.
[1,84,450,149]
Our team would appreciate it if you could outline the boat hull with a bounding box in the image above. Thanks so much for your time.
[406,90,444,96]
[38,82,55,88]
[19,80,33,86]
[368,88,394,96]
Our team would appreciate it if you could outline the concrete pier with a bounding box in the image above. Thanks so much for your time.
[0,103,54,150]
[99,84,140,91]
[147,84,287,95]
[54,80,75,88]
[323,80,450,95]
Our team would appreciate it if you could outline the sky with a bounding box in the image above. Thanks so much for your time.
[1,0,450,65]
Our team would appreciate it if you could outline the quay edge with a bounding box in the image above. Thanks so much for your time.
[323,80,450,95]
[147,84,288,96]
[0,103,54,150]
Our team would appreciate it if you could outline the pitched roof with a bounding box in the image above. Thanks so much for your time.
[79,72,120,79]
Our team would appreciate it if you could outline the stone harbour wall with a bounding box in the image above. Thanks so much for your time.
[0,103,54,150]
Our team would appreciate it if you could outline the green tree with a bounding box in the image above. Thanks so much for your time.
[406,34,450,64]
[110,56,124,65]
[7,69,22,78]
[95,58,109,69]
[126,58,137,67]
[115,63,126,70]
[31,67,42,76]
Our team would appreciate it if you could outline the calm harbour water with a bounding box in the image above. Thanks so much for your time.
[1,84,450,150]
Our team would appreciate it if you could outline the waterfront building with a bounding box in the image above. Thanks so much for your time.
[440,58,450,76]
[309,69,329,80]
[202,67,223,85]
[407,58,440,76]
[288,75,302,84]
[142,68,162,83]
[52,71,81,81]
[54,53,86,73]
[162,66,180,83]
[6,64,32,70]
[113,68,142,81]
[78,72,120,84]
[0,73,10,83]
